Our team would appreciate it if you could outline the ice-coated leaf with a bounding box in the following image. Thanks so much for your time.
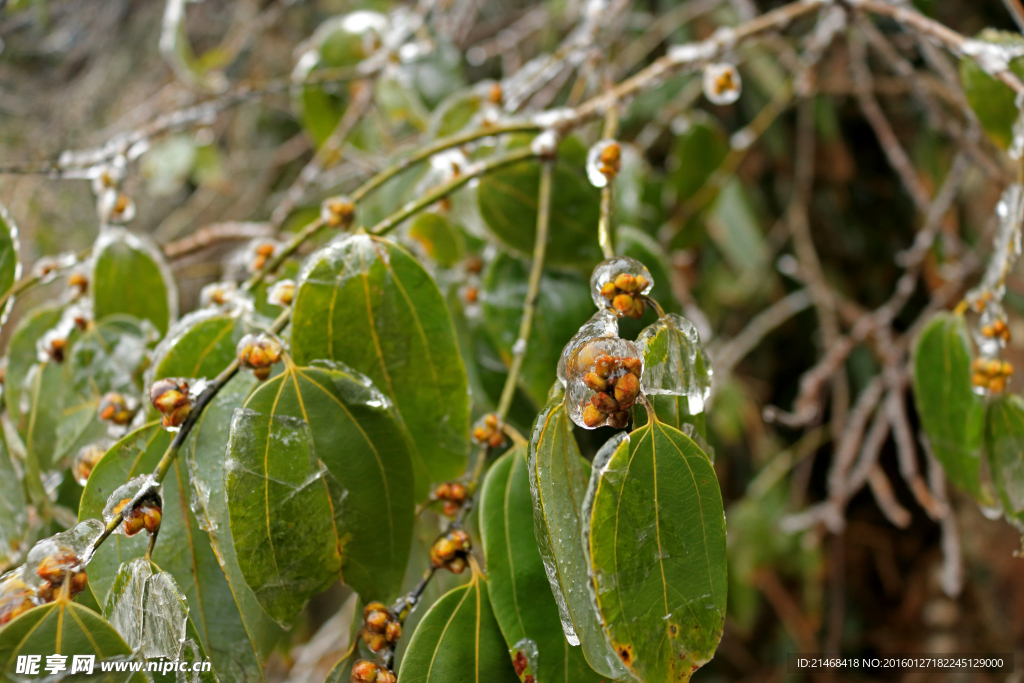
[408,211,466,268]
[398,570,520,683]
[632,313,712,437]
[65,316,152,398]
[477,136,604,268]
[480,445,604,683]
[291,234,468,499]
[103,558,216,682]
[150,309,246,381]
[528,385,631,680]
[0,601,134,682]
[91,226,177,335]
[225,363,414,626]
[912,313,988,502]
[584,422,727,682]
[481,253,594,407]
[959,30,1024,149]
[985,394,1024,526]
[0,432,27,569]
[78,423,258,680]
[185,373,282,675]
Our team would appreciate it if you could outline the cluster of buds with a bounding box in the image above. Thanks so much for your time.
[237,333,283,380]
[972,357,1014,394]
[431,481,468,517]
[110,492,162,537]
[471,413,505,449]
[461,255,484,307]
[0,569,35,626]
[361,602,402,653]
[98,392,138,426]
[268,279,296,307]
[250,242,279,273]
[150,378,191,428]
[430,529,471,574]
[99,191,137,224]
[580,351,642,429]
[598,273,650,319]
[980,317,1012,344]
[350,660,396,683]
[33,548,89,602]
[321,196,356,229]
[73,443,106,486]
[67,272,88,298]
[586,140,621,188]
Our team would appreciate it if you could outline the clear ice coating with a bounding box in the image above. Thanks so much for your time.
[268,279,296,307]
[73,441,111,486]
[586,139,619,188]
[557,309,619,385]
[105,558,191,662]
[565,336,643,430]
[959,37,1024,76]
[589,256,653,315]
[702,62,742,105]
[22,519,104,597]
[102,475,161,535]
[510,638,539,680]
[636,313,713,415]
[199,280,238,308]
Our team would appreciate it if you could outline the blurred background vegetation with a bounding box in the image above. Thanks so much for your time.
[2,0,1024,680]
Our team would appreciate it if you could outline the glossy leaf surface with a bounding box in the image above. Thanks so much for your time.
[528,387,630,680]
[291,234,468,498]
[225,363,414,626]
[398,570,520,683]
[912,313,988,502]
[481,445,603,683]
[0,601,133,682]
[585,422,727,683]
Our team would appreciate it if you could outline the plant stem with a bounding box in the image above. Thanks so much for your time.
[495,159,554,420]
[0,248,92,315]
[351,121,543,203]
[369,146,538,236]
[241,218,326,291]
[597,104,619,260]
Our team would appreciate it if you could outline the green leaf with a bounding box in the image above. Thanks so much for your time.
[959,30,1024,149]
[0,601,134,682]
[985,394,1024,526]
[291,234,469,498]
[0,202,20,321]
[481,253,594,407]
[92,227,177,335]
[408,212,466,268]
[398,571,521,683]
[480,445,603,683]
[585,422,727,682]
[185,373,282,674]
[428,87,485,139]
[477,137,604,268]
[0,431,26,569]
[912,313,988,502]
[150,309,245,381]
[225,363,414,626]
[707,179,769,276]
[104,558,216,683]
[631,314,711,438]
[78,423,260,681]
[528,386,630,680]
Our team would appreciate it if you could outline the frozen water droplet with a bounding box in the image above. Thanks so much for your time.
[586,140,620,188]
[636,313,712,415]
[557,309,619,386]
[566,337,643,430]
[703,63,742,105]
